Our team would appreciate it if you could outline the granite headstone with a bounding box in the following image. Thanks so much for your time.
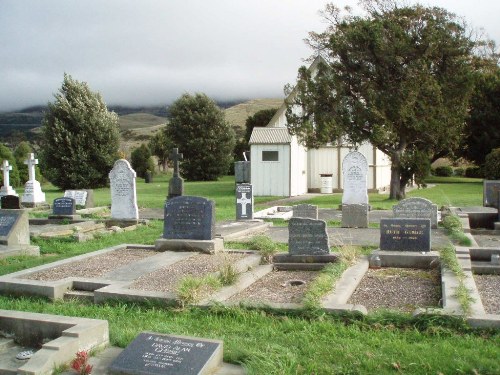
[236,183,253,220]
[109,159,139,220]
[380,218,431,252]
[0,195,20,209]
[393,197,438,228]
[483,180,500,208]
[292,204,318,219]
[52,197,76,216]
[163,196,215,241]
[0,209,30,246]
[288,217,329,255]
[109,332,223,375]
[341,203,369,228]
[64,190,93,208]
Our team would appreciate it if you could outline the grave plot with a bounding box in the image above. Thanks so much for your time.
[474,275,500,314]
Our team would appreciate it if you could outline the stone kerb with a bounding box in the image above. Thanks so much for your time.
[393,197,438,228]
[342,151,368,205]
[109,159,139,221]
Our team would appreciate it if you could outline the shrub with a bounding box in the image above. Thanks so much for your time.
[453,167,465,177]
[434,165,453,177]
[464,166,483,178]
[483,148,500,179]
[131,144,155,178]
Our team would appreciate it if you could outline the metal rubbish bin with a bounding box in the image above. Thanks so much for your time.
[320,174,333,194]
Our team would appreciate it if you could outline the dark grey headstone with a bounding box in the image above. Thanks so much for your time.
[292,204,318,219]
[393,197,438,228]
[341,204,368,228]
[288,217,329,255]
[483,180,500,208]
[234,161,251,183]
[380,218,431,252]
[163,196,215,240]
[0,195,20,209]
[0,209,29,246]
[52,197,76,216]
[109,332,223,375]
[168,148,184,200]
[236,184,253,220]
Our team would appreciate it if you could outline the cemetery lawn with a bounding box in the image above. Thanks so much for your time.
[0,297,498,374]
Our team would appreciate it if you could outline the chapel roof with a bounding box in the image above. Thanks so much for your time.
[248,127,293,144]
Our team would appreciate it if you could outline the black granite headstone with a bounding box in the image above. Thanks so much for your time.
[0,211,19,238]
[0,195,20,209]
[163,196,215,240]
[109,332,223,375]
[380,218,431,252]
[52,197,76,216]
[236,183,253,220]
[288,217,329,255]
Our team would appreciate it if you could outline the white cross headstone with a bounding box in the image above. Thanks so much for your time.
[21,153,45,206]
[236,184,253,220]
[0,160,17,197]
[237,193,251,216]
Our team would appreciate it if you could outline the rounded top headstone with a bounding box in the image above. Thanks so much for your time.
[109,159,137,179]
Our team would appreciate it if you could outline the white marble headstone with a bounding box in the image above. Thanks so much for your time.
[342,151,368,205]
[109,159,139,220]
[0,160,17,197]
[21,153,45,205]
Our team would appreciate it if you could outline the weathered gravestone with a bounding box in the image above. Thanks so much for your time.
[109,332,223,375]
[393,197,438,228]
[109,159,139,221]
[292,204,318,219]
[51,197,76,217]
[236,183,253,220]
[0,209,39,258]
[1,195,20,209]
[21,153,45,207]
[288,217,329,255]
[380,218,431,252]
[64,189,94,208]
[341,151,369,227]
[156,196,222,253]
[483,180,500,208]
[168,148,184,200]
[0,160,17,197]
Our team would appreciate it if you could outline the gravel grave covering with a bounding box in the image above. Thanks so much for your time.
[474,274,500,314]
[22,248,158,281]
[129,252,247,293]
[227,270,318,304]
[348,268,441,313]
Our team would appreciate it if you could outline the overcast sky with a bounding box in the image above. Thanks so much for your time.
[1,0,499,111]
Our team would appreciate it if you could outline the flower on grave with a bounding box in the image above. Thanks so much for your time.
[71,351,93,375]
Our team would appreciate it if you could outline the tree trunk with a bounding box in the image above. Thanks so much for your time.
[389,151,406,200]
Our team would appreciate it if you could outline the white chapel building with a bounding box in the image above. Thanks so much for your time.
[249,56,392,197]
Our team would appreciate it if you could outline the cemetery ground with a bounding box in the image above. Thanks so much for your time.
[1,174,499,374]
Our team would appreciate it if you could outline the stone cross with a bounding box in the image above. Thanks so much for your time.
[237,192,251,216]
[170,148,183,178]
[24,153,39,181]
[1,160,12,187]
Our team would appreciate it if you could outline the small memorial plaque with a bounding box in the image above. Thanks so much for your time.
[164,196,215,240]
[0,195,20,209]
[64,190,88,207]
[483,180,500,208]
[380,218,431,252]
[393,197,438,228]
[109,332,223,375]
[292,204,318,219]
[288,217,329,255]
[236,184,253,220]
[52,197,76,216]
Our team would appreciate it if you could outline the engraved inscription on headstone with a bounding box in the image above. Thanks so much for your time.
[288,217,329,255]
[380,218,431,252]
[1,195,20,209]
[342,151,368,205]
[108,332,223,375]
[236,184,253,220]
[341,203,368,228]
[0,213,18,238]
[163,196,215,240]
[292,204,318,219]
[64,190,88,207]
[109,159,139,220]
[52,197,76,216]
[483,180,500,208]
[393,197,438,228]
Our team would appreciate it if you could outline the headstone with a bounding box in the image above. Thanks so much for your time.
[234,161,251,183]
[341,203,369,228]
[483,180,500,208]
[380,218,431,252]
[163,196,215,240]
[236,183,253,220]
[64,190,94,208]
[393,197,438,228]
[21,153,45,206]
[109,159,139,220]
[145,170,152,183]
[292,204,318,219]
[168,148,184,200]
[342,151,368,205]
[288,217,329,255]
[0,209,30,246]
[1,195,20,209]
[109,332,223,375]
[0,160,17,197]
[52,197,76,216]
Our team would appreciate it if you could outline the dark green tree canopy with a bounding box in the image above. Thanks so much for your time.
[244,108,278,143]
[148,130,172,171]
[131,144,155,178]
[13,141,33,185]
[165,93,235,181]
[286,1,480,199]
[40,74,120,190]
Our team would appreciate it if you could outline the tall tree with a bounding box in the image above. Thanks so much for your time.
[148,130,172,171]
[165,93,235,181]
[286,1,479,199]
[40,74,120,189]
